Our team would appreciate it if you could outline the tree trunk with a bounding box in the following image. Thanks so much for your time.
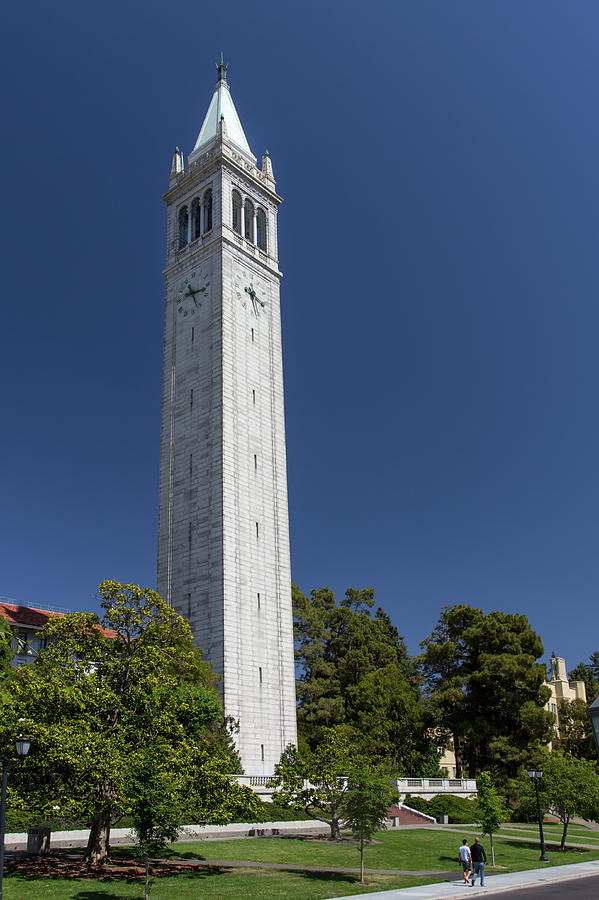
[85,808,111,867]
[453,734,463,778]
[145,856,150,900]
[490,832,495,867]
[359,833,365,883]
[560,817,569,851]
[329,816,341,841]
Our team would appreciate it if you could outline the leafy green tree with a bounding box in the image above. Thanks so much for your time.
[538,752,599,850]
[127,744,186,900]
[0,581,256,866]
[553,699,598,761]
[293,584,432,772]
[569,655,599,703]
[270,728,356,840]
[476,771,505,865]
[0,616,13,683]
[343,763,397,883]
[348,664,439,774]
[419,605,554,780]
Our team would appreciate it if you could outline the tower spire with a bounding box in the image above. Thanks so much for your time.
[216,51,228,83]
[189,56,254,163]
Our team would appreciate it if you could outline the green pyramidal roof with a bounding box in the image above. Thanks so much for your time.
[190,61,254,163]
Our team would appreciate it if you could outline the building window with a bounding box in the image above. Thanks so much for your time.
[178,206,189,248]
[255,521,259,538]
[259,666,263,684]
[254,453,257,471]
[191,326,194,343]
[252,389,256,405]
[190,388,194,409]
[32,635,46,654]
[14,633,31,656]
[257,592,261,610]
[203,189,213,233]
[232,190,242,234]
[261,744,265,761]
[191,198,201,241]
[256,208,267,251]
[251,327,254,342]
[244,198,254,242]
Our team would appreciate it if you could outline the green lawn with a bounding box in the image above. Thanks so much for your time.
[495,824,599,845]
[3,869,436,899]
[5,827,599,900]
[152,828,599,872]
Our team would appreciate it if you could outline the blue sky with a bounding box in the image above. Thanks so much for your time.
[2,0,598,671]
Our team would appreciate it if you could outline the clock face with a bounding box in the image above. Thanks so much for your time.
[233,268,268,319]
[177,268,211,317]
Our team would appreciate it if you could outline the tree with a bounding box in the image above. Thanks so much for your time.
[476,771,505,866]
[569,655,599,703]
[348,664,439,775]
[0,616,13,684]
[553,699,598,761]
[343,763,397,883]
[419,605,554,780]
[293,585,433,773]
[127,744,185,900]
[270,728,356,840]
[538,752,599,850]
[0,581,258,866]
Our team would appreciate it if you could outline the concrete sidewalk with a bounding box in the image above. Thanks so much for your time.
[326,860,599,899]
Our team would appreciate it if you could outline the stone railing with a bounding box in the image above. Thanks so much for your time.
[393,777,477,797]
[231,774,477,801]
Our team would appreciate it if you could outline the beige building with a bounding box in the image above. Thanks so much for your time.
[545,654,586,736]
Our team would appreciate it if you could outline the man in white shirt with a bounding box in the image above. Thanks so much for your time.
[458,838,473,884]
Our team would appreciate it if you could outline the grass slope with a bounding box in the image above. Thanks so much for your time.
[5,826,599,899]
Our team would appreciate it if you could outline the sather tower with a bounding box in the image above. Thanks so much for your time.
[157,59,297,774]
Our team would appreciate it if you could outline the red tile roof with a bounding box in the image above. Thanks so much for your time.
[0,603,116,638]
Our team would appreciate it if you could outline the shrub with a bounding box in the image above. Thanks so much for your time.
[404,793,479,824]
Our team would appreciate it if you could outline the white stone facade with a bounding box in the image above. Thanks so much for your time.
[157,72,297,775]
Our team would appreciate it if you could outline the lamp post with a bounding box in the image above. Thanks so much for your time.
[588,696,599,760]
[527,769,549,862]
[0,734,31,899]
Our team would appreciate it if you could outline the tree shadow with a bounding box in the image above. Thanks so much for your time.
[295,870,359,886]
[71,893,123,900]
[499,838,591,853]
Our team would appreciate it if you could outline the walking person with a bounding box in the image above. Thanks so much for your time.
[458,838,472,884]
[470,837,487,886]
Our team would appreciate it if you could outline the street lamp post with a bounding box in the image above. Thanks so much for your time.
[527,769,549,862]
[0,734,31,899]
[588,696,599,760]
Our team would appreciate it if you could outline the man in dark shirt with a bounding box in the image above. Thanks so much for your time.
[470,837,487,886]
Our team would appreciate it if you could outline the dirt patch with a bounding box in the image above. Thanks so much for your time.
[6,855,222,883]
[280,834,381,845]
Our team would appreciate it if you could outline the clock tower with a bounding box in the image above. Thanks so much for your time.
[157,59,297,774]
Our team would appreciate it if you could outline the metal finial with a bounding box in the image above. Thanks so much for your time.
[216,52,228,82]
